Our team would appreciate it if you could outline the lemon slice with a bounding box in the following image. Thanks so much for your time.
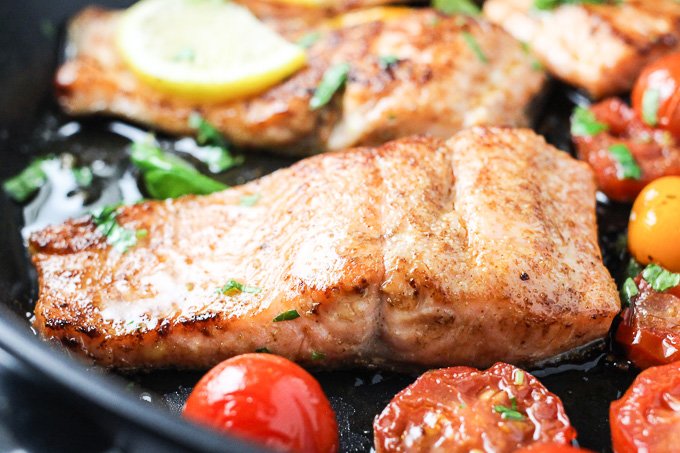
[322,6,411,30]
[117,0,307,103]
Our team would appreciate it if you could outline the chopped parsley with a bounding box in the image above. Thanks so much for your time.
[608,144,642,180]
[378,55,399,70]
[641,88,660,127]
[493,397,525,421]
[621,277,639,306]
[91,204,147,253]
[310,63,350,110]
[570,105,609,137]
[297,31,321,49]
[273,309,300,322]
[187,113,243,172]
[642,264,680,293]
[255,347,271,353]
[432,0,481,15]
[239,193,261,207]
[311,351,326,361]
[73,167,93,188]
[218,279,261,295]
[130,138,227,199]
[3,158,49,202]
[534,0,610,10]
[626,258,643,279]
[461,32,488,64]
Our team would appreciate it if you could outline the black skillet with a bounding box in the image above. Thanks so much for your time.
[0,1,641,451]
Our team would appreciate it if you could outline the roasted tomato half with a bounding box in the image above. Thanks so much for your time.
[610,361,680,453]
[183,353,339,453]
[572,98,680,202]
[373,363,576,453]
[616,275,680,369]
[632,51,680,139]
[515,443,594,453]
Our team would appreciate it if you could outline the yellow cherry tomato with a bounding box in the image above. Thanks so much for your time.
[628,176,680,272]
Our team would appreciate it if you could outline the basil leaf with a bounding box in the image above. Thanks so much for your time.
[91,204,146,253]
[3,158,49,202]
[297,31,321,49]
[273,309,300,322]
[570,106,609,137]
[608,144,642,180]
[310,63,350,110]
[462,32,488,64]
[433,0,480,15]
[641,88,660,127]
[642,264,680,292]
[187,114,243,172]
[620,277,639,307]
[131,140,195,173]
[218,279,261,295]
[188,113,226,147]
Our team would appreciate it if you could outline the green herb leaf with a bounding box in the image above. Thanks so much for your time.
[608,144,642,180]
[3,158,49,202]
[570,106,609,137]
[642,264,680,292]
[621,277,639,307]
[130,139,227,199]
[239,193,261,207]
[432,0,481,15]
[218,279,261,295]
[534,0,609,10]
[514,370,525,385]
[297,31,321,49]
[493,402,525,421]
[311,351,326,361]
[73,167,94,188]
[255,347,271,353]
[273,309,300,322]
[641,88,660,127]
[187,114,243,172]
[91,204,145,253]
[310,63,350,110]
[461,32,488,64]
[626,259,643,279]
[172,48,195,63]
[378,55,399,70]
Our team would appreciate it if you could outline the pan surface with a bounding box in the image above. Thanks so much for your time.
[0,1,639,452]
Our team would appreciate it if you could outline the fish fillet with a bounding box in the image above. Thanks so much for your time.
[31,128,620,369]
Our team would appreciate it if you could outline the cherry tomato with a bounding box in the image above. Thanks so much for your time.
[610,361,680,453]
[183,353,338,453]
[373,363,576,453]
[515,443,594,453]
[572,99,680,202]
[616,276,680,369]
[628,176,680,272]
[632,52,680,139]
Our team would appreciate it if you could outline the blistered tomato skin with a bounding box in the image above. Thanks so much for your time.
[610,361,680,453]
[632,52,680,139]
[183,354,339,453]
[515,443,594,453]
[373,363,576,453]
[628,176,680,272]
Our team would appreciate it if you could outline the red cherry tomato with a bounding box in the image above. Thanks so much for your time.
[515,443,594,453]
[183,353,339,453]
[632,52,680,139]
[373,363,576,453]
[616,276,680,369]
[572,98,680,202]
[610,361,680,453]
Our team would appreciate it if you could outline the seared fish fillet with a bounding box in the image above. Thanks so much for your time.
[31,128,620,369]
[56,7,544,155]
[484,0,680,99]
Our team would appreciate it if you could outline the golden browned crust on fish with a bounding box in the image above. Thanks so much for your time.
[55,7,544,155]
[484,0,680,99]
[31,129,620,370]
